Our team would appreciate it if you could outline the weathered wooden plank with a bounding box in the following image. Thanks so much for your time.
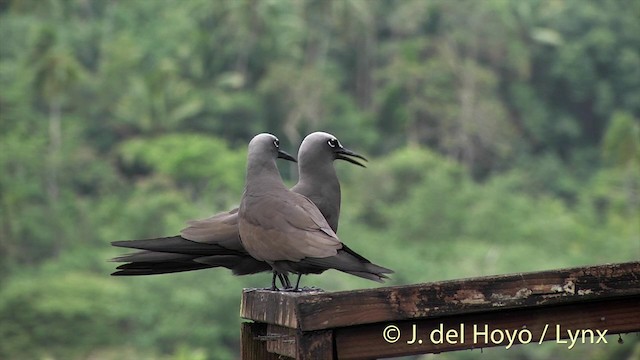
[334,295,640,359]
[259,324,335,359]
[241,261,640,331]
[296,329,334,360]
[240,322,283,360]
[240,288,325,329]
[265,324,296,358]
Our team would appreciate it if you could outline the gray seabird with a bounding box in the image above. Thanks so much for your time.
[111,132,375,289]
[238,133,392,290]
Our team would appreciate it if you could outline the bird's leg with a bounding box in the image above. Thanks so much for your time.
[269,271,279,291]
[277,273,286,288]
[277,273,291,289]
[293,273,303,291]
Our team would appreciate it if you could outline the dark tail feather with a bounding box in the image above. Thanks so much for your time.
[111,250,198,263]
[195,255,273,275]
[111,236,241,256]
[111,253,273,277]
[342,269,391,283]
[297,246,394,283]
[111,261,213,276]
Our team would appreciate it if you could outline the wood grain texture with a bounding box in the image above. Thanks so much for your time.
[335,295,640,359]
[241,262,640,331]
[240,262,640,359]
[240,322,283,360]
[252,324,335,359]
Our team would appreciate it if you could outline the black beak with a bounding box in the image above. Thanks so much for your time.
[277,149,297,163]
[335,147,368,167]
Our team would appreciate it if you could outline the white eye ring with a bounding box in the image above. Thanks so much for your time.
[273,139,280,148]
[328,139,339,148]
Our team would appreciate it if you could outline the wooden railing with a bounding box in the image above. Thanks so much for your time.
[240,261,640,359]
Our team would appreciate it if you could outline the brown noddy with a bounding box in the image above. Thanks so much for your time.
[238,133,393,290]
[110,132,370,289]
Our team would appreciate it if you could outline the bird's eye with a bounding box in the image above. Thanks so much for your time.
[273,139,280,148]
[327,138,339,148]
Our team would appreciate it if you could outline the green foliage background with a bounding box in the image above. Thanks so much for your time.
[1,0,638,359]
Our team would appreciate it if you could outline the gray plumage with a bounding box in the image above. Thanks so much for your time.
[238,133,392,289]
[111,132,371,283]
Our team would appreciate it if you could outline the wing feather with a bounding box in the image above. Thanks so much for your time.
[239,191,341,262]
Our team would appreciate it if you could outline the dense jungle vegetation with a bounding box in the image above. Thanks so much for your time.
[1,0,638,358]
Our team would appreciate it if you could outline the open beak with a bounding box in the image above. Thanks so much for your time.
[335,147,368,167]
[277,149,297,163]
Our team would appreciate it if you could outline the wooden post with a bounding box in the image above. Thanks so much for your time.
[240,261,640,359]
[240,322,282,360]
